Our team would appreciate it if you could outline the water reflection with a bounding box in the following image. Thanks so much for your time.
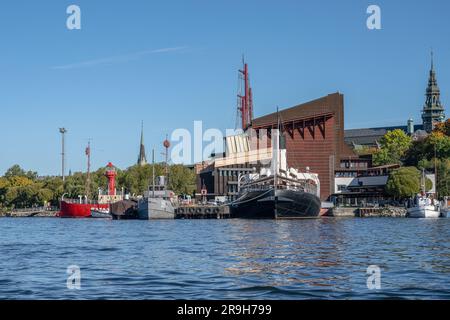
[224,219,352,291]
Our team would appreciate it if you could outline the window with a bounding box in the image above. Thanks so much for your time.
[337,185,348,192]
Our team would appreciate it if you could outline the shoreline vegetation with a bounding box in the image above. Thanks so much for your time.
[0,163,196,215]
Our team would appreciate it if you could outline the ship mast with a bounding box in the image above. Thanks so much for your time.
[273,107,281,219]
[152,149,155,198]
[237,57,254,131]
[85,141,91,200]
[163,136,171,187]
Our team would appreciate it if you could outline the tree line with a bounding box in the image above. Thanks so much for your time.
[0,163,196,212]
[370,120,450,199]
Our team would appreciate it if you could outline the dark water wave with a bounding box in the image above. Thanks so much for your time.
[1,218,450,299]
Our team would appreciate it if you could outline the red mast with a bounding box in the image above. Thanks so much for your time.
[238,59,254,131]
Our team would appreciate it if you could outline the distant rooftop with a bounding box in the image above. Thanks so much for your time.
[344,124,423,146]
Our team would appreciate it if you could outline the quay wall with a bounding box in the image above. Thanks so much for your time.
[331,207,407,218]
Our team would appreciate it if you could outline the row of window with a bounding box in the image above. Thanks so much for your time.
[336,172,358,178]
[340,162,368,169]
[219,170,251,177]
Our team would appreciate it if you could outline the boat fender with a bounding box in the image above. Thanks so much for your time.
[178,208,185,214]
[205,208,212,214]
[213,208,220,214]
[188,208,195,214]
[196,208,202,214]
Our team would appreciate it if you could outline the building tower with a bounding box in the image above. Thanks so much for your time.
[137,121,147,166]
[422,51,445,133]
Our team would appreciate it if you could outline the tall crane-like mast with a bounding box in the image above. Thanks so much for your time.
[237,58,254,131]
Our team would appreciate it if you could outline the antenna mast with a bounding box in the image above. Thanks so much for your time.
[152,149,155,198]
[163,135,171,187]
[85,141,91,199]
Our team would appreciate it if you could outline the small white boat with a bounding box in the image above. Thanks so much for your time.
[406,169,441,219]
[407,198,440,218]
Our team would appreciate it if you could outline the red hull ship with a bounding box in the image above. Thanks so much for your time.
[58,201,110,218]
[58,161,122,218]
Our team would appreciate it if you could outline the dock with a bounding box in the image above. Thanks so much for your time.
[175,205,231,219]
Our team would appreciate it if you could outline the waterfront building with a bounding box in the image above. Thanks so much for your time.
[332,164,436,207]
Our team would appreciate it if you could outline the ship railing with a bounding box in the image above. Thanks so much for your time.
[241,177,317,193]
[62,198,103,205]
[241,183,317,194]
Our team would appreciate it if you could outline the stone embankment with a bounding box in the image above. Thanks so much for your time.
[1,208,58,218]
[330,206,407,218]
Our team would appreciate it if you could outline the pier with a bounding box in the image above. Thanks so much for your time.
[175,205,231,219]
[4,207,58,218]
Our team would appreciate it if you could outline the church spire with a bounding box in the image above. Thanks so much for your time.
[137,121,147,166]
[422,50,445,133]
[431,49,434,71]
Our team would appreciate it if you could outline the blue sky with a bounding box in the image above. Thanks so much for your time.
[0,0,449,175]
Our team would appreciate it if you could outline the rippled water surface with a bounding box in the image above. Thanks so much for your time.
[1,218,450,299]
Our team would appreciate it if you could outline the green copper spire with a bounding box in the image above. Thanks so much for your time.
[137,121,147,166]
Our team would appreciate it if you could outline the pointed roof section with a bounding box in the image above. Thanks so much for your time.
[137,121,147,166]
[422,50,445,132]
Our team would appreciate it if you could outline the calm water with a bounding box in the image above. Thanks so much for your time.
[0,218,450,300]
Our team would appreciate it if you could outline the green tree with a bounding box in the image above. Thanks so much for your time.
[419,158,450,197]
[433,119,450,136]
[169,165,196,195]
[404,131,450,167]
[4,165,26,178]
[373,129,413,166]
[386,167,432,199]
[121,164,165,195]
[436,159,450,197]
[427,131,450,159]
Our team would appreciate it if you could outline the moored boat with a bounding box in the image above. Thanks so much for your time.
[406,170,441,219]
[231,123,321,219]
[137,150,176,220]
[59,200,109,218]
[58,161,123,218]
[407,201,441,218]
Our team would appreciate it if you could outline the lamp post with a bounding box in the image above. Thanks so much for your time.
[59,128,67,181]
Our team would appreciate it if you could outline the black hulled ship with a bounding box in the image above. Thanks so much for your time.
[231,127,321,219]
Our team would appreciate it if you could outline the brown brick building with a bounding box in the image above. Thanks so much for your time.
[251,92,357,200]
[197,92,362,201]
